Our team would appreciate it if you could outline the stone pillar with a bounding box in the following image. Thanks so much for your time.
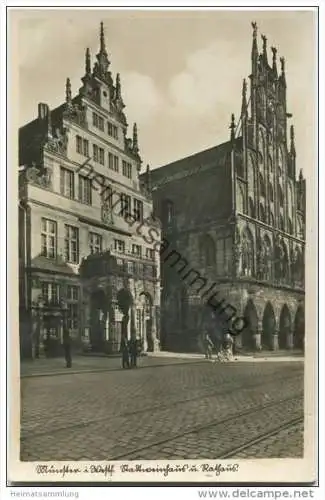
[271,332,279,351]
[142,309,148,352]
[254,332,262,351]
[151,306,160,352]
[104,315,109,341]
[286,331,294,350]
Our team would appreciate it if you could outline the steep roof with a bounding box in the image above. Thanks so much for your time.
[149,137,242,183]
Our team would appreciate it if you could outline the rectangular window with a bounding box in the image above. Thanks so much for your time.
[122,160,132,179]
[41,218,57,259]
[108,122,118,139]
[132,244,142,257]
[92,112,98,128]
[60,167,74,199]
[108,152,113,170]
[67,285,79,301]
[76,135,82,154]
[101,182,113,208]
[133,199,143,222]
[41,282,60,304]
[67,303,79,330]
[66,285,79,330]
[93,144,99,163]
[120,193,132,217]
[113,155,119,172]
[64,225,79,264]
[114,239,125,253]
[98,116,104,131]
[127,261,134,274]
[99,147,105,165]
[146,248,154,260]
[83,139,89,157]
[78,175,92,205]
[89,232,102,254]
[76,136,89,157]
[93,112,104,131]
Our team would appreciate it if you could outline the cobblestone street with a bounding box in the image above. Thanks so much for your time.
[20,357,304,461]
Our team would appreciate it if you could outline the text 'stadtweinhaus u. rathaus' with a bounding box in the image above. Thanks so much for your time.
[146,23,305,353]
[19,23,161,359]
[18,22,305,359]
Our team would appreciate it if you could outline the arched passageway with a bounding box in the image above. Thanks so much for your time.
[139,292,153,352]
[294,306,305,350]
[279,304,292,349]
[241,299,258,350]
[262,302,276,350]
[90,289,107,351]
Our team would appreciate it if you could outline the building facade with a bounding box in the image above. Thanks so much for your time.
[19,23,161,359]
[147,23,305,353]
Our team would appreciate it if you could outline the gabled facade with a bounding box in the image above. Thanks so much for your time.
[147,23,305,353]
[19,23,161,359]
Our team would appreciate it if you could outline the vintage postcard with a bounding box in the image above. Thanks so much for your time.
[7,6,318,485]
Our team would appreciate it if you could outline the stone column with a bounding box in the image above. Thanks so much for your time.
[271,332,279,351]
[151,306,160,352]
[142,309,148,352]
[254,331,262,351]
[286,331,294,350]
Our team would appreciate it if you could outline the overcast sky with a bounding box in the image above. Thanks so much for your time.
[14,9,316,174]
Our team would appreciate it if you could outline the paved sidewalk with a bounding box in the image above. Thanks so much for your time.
[147,350,304,363]
[20,348,303,377]
[20,353,203,378]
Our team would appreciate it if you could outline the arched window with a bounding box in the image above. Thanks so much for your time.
[275,239,289,281]
[236,184,245,214]
[261,235,273,280]
[278,148,284,177]
[288,218,293,235]
[279,215,285,231]
[248,197,255,218]
[258,129,265,164]
[270,212,275,227]
[278,185,284,207]
[241,228,254,277]
[268,154,273,173]
[162,199,174,226]
[259,203,266,223]
[259,172,266,197]
[200,234,216,267]
[269,182,274,202]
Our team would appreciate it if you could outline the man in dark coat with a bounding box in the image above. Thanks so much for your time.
[121,336,130,369]
[63,328,72,368]
[129,338,138,368]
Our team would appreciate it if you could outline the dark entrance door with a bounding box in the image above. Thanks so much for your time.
[90,290,107,351]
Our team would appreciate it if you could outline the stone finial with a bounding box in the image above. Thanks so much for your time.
[133,123,139,154]
[65,78,72,105]
[85,48,91,75]
[230,113,236,142]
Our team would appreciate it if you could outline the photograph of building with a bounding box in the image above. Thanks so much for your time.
[12,10,315,474]
[18,22,161,359]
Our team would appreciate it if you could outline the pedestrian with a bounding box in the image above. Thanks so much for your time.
[63,329,72,368]
[129,338,138,368]
[204,331,214,360]
[223,331,234,361]
[121,336,130,369]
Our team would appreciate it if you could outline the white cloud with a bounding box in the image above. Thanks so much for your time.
[122,71,163,125]
[168,41,246,119]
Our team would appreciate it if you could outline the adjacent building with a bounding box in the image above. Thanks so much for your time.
[19,23,161,358]
[147,23,305,353]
